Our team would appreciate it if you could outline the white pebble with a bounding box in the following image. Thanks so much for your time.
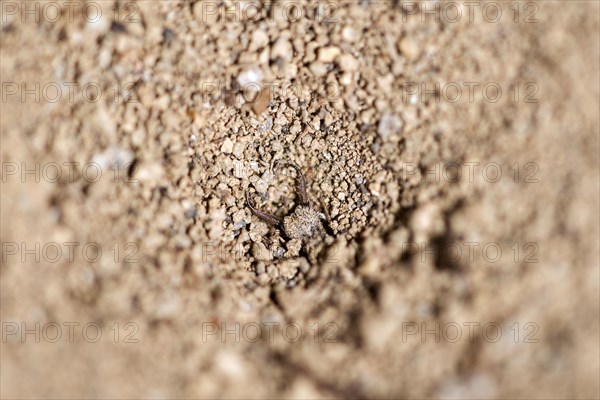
[271,37,293,61]
[91,146,134,170]
[237,67,263,91]
[220,138,234,154]
[338,54,359,71]
[377,113,404,140]
[399,37,421,60]
[318,46,341,63]
[342,26,359,42]
[250,29,269,51]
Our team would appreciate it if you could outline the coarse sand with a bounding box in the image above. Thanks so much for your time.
[1,1,599,398]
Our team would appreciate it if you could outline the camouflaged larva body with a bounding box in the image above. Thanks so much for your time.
[282,205,327,263]
[283,205,326,241]
[246,163,330,263]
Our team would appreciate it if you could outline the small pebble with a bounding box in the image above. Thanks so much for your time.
[255,178,269,193]
[255,263,265,274]
[238,67,263,90]
[184,207,197,219]
[377,113,403,140]
[318,46,341,63]
[338,54,359,71]
[342,26,359,42]
[309,61,328,77]
[249,29,269,51]
[271,37,293,61]
[221,138,234,154]
[399,37,421,60]
[252,242,273,261]
[274,247,285,258]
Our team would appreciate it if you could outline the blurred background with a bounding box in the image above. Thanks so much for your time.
[1,0,599,398]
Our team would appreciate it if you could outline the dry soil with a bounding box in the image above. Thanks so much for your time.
[1,0,599,399]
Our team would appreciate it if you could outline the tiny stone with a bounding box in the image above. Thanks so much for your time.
[249,29,269,51]
[342,26,359,42]
[184,207,197,219]
[290,123,302,135]
[399,37,421,60]
[258,118,273,132]
[323,112,335,127]
[338,54,359,71]
[279,260,299,279]
[271,37,293,61]
[258,273,269,285]
[274,247,285,258]
[232,209,246,223]
[249,162,260,173]
[221,138,234,154]
[233,162,246,178]
[91,146,133,171]
[301,135,312,147]
[266,265,279,278]
[309,61,328,77]
[377,113,403,140]
[238,67,263,90]
[286,239,302,257]
[299,259,310,274]
[318,46,341,63]
[321,181,333,192]
[173,234,191,249]
[233,220,246,230]
[252,242,273,261]
[251,87,271,115]
[340,72,354,86]
[255,263,265,274]
[153,295,182,320]
[255,178,269,193]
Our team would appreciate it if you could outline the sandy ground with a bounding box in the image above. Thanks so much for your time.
[1,0,599,398]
